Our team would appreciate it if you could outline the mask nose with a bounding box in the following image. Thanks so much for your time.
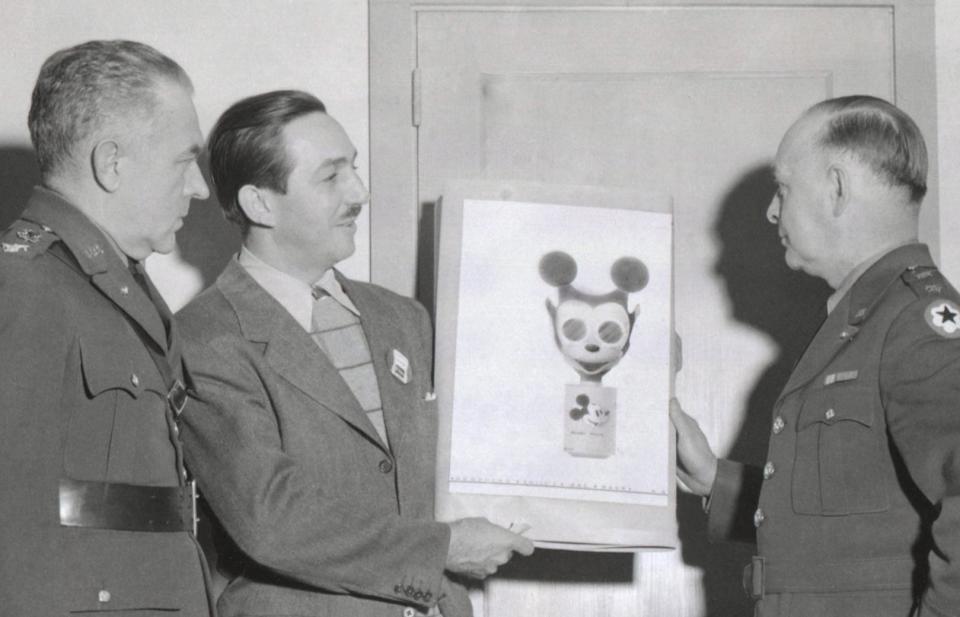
[585,344,600,353]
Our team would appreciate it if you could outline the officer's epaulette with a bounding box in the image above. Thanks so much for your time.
[0,221,58,259]
[901,265,952,298]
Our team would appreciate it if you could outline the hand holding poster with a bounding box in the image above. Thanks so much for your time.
[434,180,677,551]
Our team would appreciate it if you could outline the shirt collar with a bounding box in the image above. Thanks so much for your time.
[826,239,915,314]
[237,246,361,332]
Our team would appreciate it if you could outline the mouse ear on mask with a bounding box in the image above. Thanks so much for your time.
[539,251,578,287]
[611,256,648,293]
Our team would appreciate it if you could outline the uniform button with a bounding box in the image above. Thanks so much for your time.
[772,416,785,434]
[130,373,140,387]
[120,285,130,295]
[753,507,765,528]
[181,469,189,482]
[824,408,835,420]
[172,423,180,436]
[403,608,416,617]
[98,589,111,603]
[379,459,394,474]
[763,462,775,480]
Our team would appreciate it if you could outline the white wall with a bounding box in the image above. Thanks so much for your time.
[0,0,369,310]
[937,0,960,281]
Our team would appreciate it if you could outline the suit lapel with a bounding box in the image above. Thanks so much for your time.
[217,262,388,451]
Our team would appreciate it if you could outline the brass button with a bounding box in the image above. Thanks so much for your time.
[378,459,394,474]
[403,608,416,617]
[120,285,129,295]
[753,508,765,528]
[825,408,835,420]
[772,416,785,435]
[130,373,140,387]
[763,462,775,480]
[98,589,111,603]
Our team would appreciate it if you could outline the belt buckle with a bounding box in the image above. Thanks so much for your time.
[167,379,187,417]
[743,556,764,600]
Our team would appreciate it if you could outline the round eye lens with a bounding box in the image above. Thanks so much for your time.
[562,319,587,341]
[598,321,624,344]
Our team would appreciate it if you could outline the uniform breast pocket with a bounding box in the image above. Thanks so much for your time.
[792,385,889,515]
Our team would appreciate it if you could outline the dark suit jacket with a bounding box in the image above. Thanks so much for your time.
[709,244,960,617]
[176,259,469,617]
[0,188,211,615]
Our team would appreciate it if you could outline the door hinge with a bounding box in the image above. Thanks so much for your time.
[412,67,421,128]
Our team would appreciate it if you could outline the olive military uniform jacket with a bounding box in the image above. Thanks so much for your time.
[176,260,470,617]
[709,244,960,617]
[0,188,212,615]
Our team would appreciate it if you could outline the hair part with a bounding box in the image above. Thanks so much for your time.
[28,39,192,179]
[206,90,327,233]
[807,95,927,204]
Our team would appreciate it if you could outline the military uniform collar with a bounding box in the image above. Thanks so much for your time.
[843,243,934,328]
[19,186,118,275]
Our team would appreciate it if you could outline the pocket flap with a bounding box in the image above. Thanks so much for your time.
[796,384,876,431]
[79,338,163,398]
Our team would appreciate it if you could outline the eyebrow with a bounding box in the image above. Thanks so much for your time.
[180,144,204,159]
[310,151,358,179]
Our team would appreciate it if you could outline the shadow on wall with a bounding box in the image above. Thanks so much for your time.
[676,165,830,617]
[0,145,41,229]
[175,156,241,291]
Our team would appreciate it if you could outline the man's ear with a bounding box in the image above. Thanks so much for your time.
[238,184,276,227]
[91,140,122,193]
[827,164,850,217]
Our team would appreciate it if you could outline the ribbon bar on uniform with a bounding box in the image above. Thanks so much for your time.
[59,478,194,533]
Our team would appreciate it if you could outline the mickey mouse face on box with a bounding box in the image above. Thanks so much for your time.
[540,251,649,381]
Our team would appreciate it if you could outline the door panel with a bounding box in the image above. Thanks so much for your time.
[414,5,892,616]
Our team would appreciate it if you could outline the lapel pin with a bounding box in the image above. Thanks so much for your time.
[390,349,410,384]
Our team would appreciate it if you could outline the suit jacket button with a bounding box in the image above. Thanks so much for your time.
[403,608,416,617]
[379,459,394,474]
[98,589,111,603]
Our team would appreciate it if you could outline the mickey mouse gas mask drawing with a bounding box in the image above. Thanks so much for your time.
[540,250,649,457]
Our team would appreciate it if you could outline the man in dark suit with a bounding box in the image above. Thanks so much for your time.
[0,40,213,615]
[176,90,533,617]
[672,96,960,616]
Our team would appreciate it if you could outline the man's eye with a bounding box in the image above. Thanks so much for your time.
[562,319,586,341]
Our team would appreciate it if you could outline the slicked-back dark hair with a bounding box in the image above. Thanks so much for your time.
[808,95,927,204]
[207,90,327,233]
[28,39,192,178]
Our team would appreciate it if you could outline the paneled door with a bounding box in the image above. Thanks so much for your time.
[371,2,935,615]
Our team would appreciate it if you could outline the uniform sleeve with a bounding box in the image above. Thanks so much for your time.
[0,264,71,615]
[881,299,960,617]
[706,458,763,545]
[178,324,451,610]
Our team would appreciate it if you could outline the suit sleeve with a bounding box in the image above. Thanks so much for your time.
[706,458,762,544]
[881,299,960,617]
[178,322,451,609]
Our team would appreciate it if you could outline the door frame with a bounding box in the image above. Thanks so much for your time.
[369,0,938,297]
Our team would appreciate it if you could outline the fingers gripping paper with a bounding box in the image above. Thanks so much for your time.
[434,181,677,551]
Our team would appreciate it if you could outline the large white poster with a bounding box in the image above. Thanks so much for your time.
[434,180,676,550]
[449,200,672,506]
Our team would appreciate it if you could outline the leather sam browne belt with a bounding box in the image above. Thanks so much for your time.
[743,555,915,599]
[59,478,196,533]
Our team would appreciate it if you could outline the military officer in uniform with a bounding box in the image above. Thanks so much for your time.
[0,40,213,615]
[672,96,960,616]
[175,90,533,617]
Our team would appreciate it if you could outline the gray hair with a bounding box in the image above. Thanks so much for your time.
[807,95,927,204]
[28,40,192,178]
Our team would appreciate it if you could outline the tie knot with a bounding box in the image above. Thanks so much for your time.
[311,285,329,300]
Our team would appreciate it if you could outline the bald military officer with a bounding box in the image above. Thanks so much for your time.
[673,96,960,617]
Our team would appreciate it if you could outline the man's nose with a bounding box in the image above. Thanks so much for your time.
[766,196,779,225]
[347,168,369,205]
[188,161,210,200]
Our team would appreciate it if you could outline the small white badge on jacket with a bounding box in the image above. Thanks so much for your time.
[390,349,410,384]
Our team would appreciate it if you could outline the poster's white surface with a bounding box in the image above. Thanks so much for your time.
[448,199,672,506]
